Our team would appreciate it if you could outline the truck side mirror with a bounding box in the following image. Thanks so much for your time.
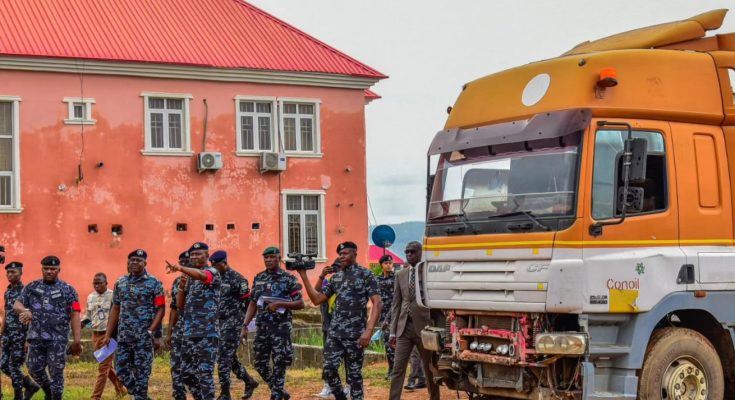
[589,121,644,237]
[628,138,648,184]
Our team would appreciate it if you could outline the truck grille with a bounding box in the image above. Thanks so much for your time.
[475,315,513,331]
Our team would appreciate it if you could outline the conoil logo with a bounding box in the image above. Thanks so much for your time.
[606,278,640,290]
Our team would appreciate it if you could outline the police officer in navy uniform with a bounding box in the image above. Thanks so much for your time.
[298,242,382,400]
[209,250,258,400]
[1,262,40,400]
[166,250,190,400]
[241,246,304,400]
[376,254,396,379]
[13,256,83,400]
[103,249,166,400]
[167,242,221,400]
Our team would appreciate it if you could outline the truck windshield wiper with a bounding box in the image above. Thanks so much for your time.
[488,211,551,231]
[429,212,478,234]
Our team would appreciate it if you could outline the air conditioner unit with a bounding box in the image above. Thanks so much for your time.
[260,152,287,172]
[197,152,223,172]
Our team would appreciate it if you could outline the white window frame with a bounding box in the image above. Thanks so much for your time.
[278,97,322,157]
[63,97,96,125]
[281,189,327,262]
[141,92,193,156]
[234,96,277,156]
[0,96,21,213]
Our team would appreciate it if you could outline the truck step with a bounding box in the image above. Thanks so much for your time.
[589,344,632,358]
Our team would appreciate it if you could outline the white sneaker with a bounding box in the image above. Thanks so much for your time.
[316,383,332,398]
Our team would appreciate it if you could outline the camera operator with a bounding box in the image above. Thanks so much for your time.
[241,246,304,400]
[298,241,381,400]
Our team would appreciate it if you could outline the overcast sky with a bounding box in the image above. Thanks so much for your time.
[248,0,735,224]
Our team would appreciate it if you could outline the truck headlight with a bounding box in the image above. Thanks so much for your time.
[535,333,587,355]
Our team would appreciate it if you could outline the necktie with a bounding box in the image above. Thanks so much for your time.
[408,266,415,318]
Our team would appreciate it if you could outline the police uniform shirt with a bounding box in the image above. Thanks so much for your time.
[3,282,26,340]
[19,279,80,341]
[321,264,379,339]
[170,276,181,311]
[376,272,395,325]
[181,265,220,338]
[112,272,165,343]
[218,268,250,340]
[251,268,302,335]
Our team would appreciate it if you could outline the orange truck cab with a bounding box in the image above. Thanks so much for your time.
[418,9,735,400]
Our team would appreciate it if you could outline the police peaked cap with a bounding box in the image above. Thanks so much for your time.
[209,250,227,263]
[262,246,280,256]
[336,241,358,254]
[41,256,60,267]
[379,255,393,264]
[128,249,148,260]
[5,261,22,270]
[189,242,209,252]
[178,251,190,261]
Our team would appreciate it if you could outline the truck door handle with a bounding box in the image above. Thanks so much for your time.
[677,264,695,284]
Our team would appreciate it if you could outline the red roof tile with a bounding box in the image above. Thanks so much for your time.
[0,0,386,79]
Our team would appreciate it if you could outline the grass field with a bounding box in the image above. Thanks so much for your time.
[1,355,469,399]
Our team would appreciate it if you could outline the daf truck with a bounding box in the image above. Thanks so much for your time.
[419,9,735,400]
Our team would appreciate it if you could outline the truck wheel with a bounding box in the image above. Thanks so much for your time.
[638,327,724,400]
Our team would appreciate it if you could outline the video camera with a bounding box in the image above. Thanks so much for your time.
[285,252,317,271]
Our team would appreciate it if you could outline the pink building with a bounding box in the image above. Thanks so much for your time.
[0,0,385,298]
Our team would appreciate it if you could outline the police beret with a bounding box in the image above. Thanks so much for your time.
[128,249,147,260]
[178,251,189,261]
[5,261,22,270]
[41,255,60,267]
[209,250,227,264]
[262,246,280,256]
[379,255,393,264]
[336,241,358,254]
[189,242,209,252]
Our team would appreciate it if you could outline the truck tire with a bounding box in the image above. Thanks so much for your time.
[638,327,724,400]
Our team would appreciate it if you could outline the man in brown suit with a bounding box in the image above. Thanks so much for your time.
[388,241,440,400]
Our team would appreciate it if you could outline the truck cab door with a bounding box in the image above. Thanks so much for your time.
[581,119,684,313]
[671,123,735,291]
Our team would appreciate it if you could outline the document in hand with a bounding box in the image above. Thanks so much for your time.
[93,338,117,363]
[257,296,290,314]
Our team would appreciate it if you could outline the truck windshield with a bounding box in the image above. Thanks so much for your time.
[428,131,581,221]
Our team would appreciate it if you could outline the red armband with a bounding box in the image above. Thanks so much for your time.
[241,293,250,300]
[289,290,300,298]
[154,295,166,307]
[203,270,214,285]
[71,301,81,312]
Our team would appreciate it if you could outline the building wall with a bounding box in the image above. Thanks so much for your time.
[0,69,369,300]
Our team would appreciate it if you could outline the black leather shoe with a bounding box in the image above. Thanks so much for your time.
[22,377,40,400]
[413,382,427,389]
[242,380,259,399]
[404,382,416,391]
